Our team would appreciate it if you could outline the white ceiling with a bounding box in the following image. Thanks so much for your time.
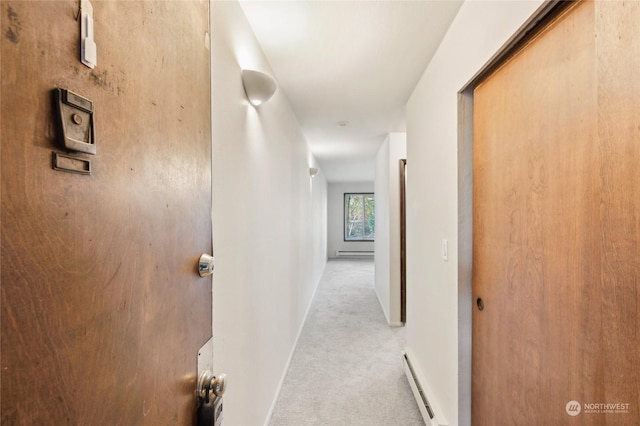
[239,0,463,182]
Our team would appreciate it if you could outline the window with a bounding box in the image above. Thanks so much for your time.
[344,193,375,241]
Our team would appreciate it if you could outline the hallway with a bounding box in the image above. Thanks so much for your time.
[269,259,423,425]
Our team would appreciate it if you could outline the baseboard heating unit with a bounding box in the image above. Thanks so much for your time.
[335,250,374,257]
[402,352,447,426]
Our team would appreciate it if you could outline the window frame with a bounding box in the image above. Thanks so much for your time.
[343,192,375,242]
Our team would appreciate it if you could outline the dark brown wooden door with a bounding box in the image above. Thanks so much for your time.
[400,159,407,324]
[1,1,212,424]
[473,1,639,424]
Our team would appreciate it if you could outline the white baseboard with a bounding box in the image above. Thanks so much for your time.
[374,285,391,324]
[263,258,326,426]
[374,284,403,327]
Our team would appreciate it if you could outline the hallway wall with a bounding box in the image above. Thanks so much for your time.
[374,133,406,325]
[210,2,327,425]
[404,1,544,425]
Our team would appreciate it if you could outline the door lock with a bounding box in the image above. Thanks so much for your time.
[197,371,227,403]
[197,338,223,425]
[198,254,214,277]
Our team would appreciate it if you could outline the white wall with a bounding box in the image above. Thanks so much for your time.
[210,2,328,425]
[327,182,374,258]
[404,1,544,425]
[374,133,406,326]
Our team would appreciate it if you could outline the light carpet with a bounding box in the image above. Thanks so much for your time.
[268,258,424,426]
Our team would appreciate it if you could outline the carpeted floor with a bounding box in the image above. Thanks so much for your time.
[268,258,424,426]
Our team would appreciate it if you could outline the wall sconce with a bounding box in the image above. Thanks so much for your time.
[309,167,319,178]
[241,69,277,106]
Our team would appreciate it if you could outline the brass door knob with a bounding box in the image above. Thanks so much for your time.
[197,371,227,403]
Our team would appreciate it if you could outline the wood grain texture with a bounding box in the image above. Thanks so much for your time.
[473,0,639,424]
[594,0,640,421]
[1,1,212,424]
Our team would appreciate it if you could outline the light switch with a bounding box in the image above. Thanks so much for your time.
[442,239,448,261]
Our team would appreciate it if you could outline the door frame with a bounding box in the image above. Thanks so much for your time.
[456,1,572,423]
[399,159,407,324]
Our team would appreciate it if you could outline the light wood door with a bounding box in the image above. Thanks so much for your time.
[1,1,212,424]
[473,1,639,424]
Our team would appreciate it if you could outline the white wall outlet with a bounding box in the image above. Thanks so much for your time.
[441,239,448,261]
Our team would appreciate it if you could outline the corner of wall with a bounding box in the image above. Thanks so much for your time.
[374,139,391,322]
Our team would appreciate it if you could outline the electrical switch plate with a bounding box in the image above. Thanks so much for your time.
[442,239,448,261]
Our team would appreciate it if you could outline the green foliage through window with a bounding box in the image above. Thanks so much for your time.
[344,193,375,241]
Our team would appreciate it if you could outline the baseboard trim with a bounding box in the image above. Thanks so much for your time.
[374,284,392,324]
[374,283,403,327]
[263,258,327,426]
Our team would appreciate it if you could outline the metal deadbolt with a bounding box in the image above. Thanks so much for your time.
[198,254,214,277]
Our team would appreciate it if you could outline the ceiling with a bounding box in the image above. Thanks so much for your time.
[239,0,463,182]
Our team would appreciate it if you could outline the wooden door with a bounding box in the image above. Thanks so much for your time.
[473,1,639,424]
[399,159,407,324]
[1,1,212,424]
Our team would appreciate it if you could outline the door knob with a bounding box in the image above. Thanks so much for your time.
[198,254,214,277]
[197,371,227,403]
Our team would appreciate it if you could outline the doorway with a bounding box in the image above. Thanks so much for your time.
[400,159,407,324]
